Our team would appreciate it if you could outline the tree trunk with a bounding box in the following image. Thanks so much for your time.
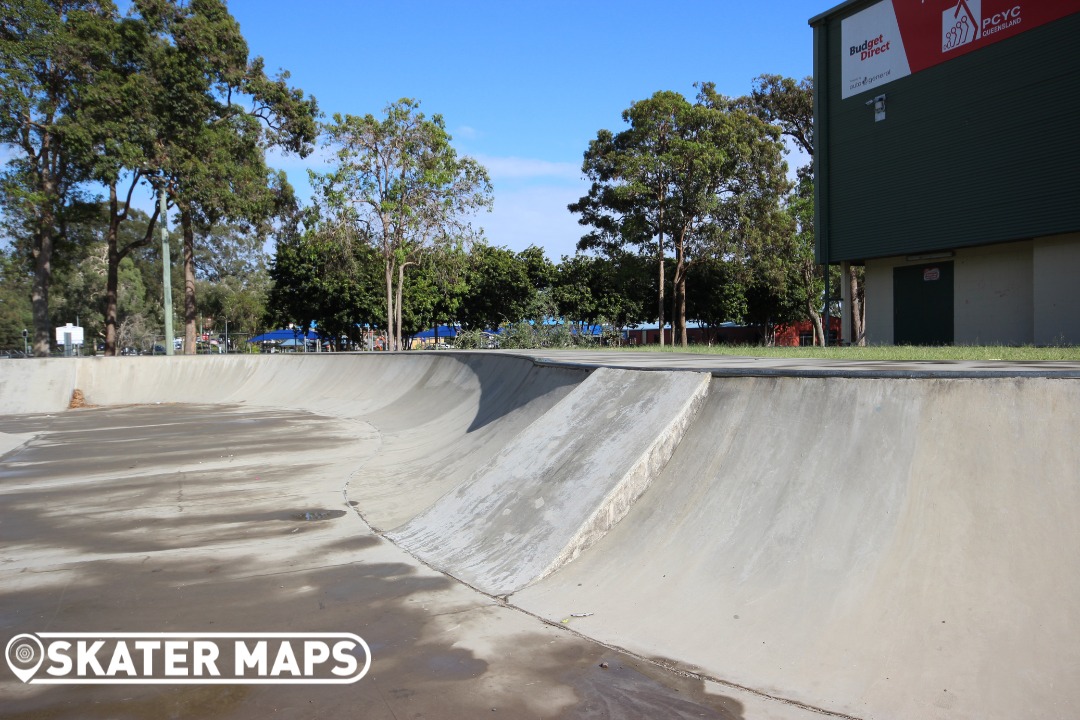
[657,235,665,348]
[674,237,688,347]
[105,236,120,355]
[395,263,406,351]
[25,125,61,357]
[670,279,677,347]
[384,257,395,351]
[31,217,54,357]
[806,297,824,347]
[763,320,776,347]
[677,279,687,347]
[181,208,197,355]
[848,265,866,346]
[104,184,123,356]
[104,176,156,357]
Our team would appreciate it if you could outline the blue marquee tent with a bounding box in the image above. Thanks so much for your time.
[412,325,459,340]
[248,329,321,343]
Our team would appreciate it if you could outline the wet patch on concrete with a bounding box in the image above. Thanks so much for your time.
[290,509,346,521]
[566,659,745,720]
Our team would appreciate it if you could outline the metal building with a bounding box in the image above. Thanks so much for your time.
[810,0,1080,345]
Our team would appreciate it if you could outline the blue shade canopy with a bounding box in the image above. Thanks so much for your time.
[248,329,321,343]
[411,325,460,340]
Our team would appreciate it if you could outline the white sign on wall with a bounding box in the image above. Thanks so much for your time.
[841,0,912,98]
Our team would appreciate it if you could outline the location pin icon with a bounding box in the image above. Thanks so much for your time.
[5,634,44,683]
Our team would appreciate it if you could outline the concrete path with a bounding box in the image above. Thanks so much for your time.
[1,351,1078,719]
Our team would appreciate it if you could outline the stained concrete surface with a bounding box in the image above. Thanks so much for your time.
[0,403,813,720]
[2,352,1079,719]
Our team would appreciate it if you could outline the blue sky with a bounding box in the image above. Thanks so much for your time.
[227,2,826,260]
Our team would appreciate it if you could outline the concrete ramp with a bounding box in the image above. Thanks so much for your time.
[388,368,710,596]
[515,375,1080,720]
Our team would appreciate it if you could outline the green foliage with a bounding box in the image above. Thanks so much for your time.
[553,251,653,331]
[0,249,33,350]
[742,75,814,160]
[195,223,271,341]
[572,88,788,346]
[41,203,161,350]
[453,328,489,349]
[195,222,269,283]
[104,0,318,354]
[685,255,746,328]
[457,244,551,330]
[492,321,607,350]
[266,217,383,347]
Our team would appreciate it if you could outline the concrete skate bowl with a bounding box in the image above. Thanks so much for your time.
[2,352,1079,720]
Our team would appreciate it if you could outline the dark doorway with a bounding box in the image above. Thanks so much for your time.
[893,262,954,345]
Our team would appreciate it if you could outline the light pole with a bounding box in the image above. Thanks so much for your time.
[160,189,174,356]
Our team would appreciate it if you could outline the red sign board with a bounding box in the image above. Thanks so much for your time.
[923,267,941,281]
[898,0,1080,71]
[841,0,1080,98]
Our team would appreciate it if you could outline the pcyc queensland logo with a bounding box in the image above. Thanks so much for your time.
[5,632,371,685]
[943,0,981,52]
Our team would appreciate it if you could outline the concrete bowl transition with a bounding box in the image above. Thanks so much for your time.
[1,351,1078,719]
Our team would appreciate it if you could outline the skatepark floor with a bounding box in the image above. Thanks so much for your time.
[2,351,1078,719]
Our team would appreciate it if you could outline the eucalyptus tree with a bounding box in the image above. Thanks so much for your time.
[0,0,316,355]
[0,0,115,355]
[136,0,317,353]
[194,221,271,341]
[73,5,165,354]
[314,99,492,351]
[744,75,814,163]
[49,203,157,350]
[570,91,681,346]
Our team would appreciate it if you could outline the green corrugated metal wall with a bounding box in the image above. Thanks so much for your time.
[819,9,1080,262]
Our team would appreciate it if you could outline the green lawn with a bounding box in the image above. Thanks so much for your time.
[607,344,1080,362]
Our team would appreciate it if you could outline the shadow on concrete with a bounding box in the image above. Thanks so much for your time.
[454,354,586,433]
[1,403,745,719]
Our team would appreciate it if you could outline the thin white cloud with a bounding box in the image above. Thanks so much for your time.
[472,154,582,182]
[476,182,590,261]
[264,143,336,175]
[455,125,479,140]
